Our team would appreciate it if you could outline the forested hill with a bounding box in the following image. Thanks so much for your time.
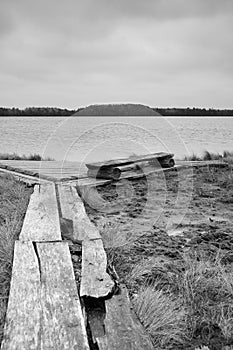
[0,106,232,116]
[73,104,160,116]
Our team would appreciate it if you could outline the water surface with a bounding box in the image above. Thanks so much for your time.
[0,116,232,162]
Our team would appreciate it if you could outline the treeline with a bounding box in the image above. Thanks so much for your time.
[0,106,232,116]
[154,107,233,116]
[0,107,81,116]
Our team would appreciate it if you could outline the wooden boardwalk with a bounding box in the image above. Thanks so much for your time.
[0,182,154,350]
[0,158,229,349]
[0,159,226,188]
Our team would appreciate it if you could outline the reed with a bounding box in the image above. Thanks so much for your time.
[0,153,54,161]
[183,150,233,163]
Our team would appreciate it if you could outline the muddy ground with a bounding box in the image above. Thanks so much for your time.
[78,163,233,349]
[85,164,233,263]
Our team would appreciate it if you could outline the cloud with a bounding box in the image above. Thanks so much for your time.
[0,0,233,108]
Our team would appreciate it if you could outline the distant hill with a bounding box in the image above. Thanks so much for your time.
[73,104,161,116]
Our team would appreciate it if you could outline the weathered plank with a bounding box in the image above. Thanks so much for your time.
[96,285,154,350]
[1,241,42,350]
[37,242,90,350]
[77,185,112,212]
[80,239,114,298]
[1,241,90,350]
[20,183,61,241]
[0,160,88,181]
[57,185,100,242]
[86,152,173,169]
[87,167,121,180]
[58,185,114,298]
[0,166,50,185]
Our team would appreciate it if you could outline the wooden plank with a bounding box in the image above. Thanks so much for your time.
[1,241,90,350]
[37,242,90,350]
[87,167,121,180]
[1,241,42,350]
[86,152,173,169]
[77,185,117,213]
[20,183,61,241]
[58,185,114,298]
[0,161,88,181]
[96,285,154,350]
[70,177,111,188]
[57,185,101,242]
[0,167,51,185]
[80,239,114,298]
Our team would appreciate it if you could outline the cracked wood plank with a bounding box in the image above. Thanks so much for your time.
[1,241,42,350]
[37,242,89,350]
[20,183,61,241]
[58,185,114,299]
[96,285,154,350]
[57,185,100,242]
[80,239,114,298]
[1,241,89,350]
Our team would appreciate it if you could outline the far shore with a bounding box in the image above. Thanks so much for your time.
[0,105,233,117]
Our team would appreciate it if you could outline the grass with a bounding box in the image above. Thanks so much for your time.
[84,158,233,349]
[133,285,186,348]
[97,164,233,349]
[183,150,233,163]
[0,152,54,161]
[127,251,233,349]
[0,174,32,344]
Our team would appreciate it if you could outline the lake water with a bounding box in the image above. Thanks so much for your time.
[0,116,232,162]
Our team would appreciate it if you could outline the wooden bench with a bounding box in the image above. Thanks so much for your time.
[86,152,175,180]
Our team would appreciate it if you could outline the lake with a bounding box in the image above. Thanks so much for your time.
[0,116,232,162]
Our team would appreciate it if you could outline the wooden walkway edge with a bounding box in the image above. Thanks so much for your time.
[1,241,89,350]
[1,183,89,350]
[1,181,154,350]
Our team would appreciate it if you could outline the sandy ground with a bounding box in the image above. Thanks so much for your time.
[78,163,233,349]
[85,164,233,258]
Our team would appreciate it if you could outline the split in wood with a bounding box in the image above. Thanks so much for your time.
[1,241,89,350]
[82,284,154,350]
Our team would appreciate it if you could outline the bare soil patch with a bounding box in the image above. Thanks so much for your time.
[84,164,233,349]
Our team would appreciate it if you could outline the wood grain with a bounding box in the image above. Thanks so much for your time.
[1,241,42,350]
[58,185,114,298]
[96,285,154,350]
[58,185,100,242]
[20,183,61,241]
[1,241,90,350]
[37,242,89,350]
[80,239,114,298]
[86,152,173,169]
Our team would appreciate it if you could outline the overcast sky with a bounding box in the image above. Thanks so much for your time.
[1,0,233,109]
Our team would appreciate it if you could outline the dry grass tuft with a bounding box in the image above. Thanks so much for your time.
[129,250,233,349]
[133,285,186,349]
[0,152,54,161]
[183,149,233,163]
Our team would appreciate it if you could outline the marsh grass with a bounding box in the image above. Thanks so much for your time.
[133,286,186,349]
[183,150,233,163]
[0,174,32,343]
[131,251,233,349]
[0,152,54,161]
